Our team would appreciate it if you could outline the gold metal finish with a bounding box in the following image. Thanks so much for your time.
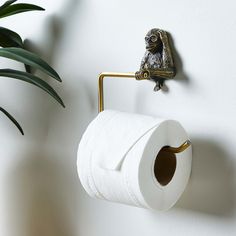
[163,140,191,154]
[98,72,191,154]
[98,72,137,112]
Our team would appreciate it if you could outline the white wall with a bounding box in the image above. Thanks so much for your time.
[0,0,236,235]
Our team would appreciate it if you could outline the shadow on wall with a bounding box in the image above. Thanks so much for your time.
[6,150,81,236]
[17,0,82,141]
[24,0,96,145]
[168,33,191,87]
[176,137,236,218]
[155,32,191,93]
[5,0,91,235]
[4,0,81,143]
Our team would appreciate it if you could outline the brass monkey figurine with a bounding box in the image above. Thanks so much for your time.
[135,29,176,91]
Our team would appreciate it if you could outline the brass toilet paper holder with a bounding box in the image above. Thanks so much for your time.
[98,28,191,154]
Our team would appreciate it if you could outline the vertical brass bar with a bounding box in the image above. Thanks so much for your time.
[98,72,136,112]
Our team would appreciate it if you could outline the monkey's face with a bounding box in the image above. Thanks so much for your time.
[145,29,162,53]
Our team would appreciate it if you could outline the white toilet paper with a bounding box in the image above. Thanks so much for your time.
[77,110,192,211]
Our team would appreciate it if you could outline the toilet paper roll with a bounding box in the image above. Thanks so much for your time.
[77,110,192,211]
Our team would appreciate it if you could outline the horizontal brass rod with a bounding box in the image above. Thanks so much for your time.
[98,72,136,112]
[97,72,191,154]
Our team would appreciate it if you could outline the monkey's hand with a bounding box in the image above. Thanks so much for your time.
[159,30,168,48]
[135,70,150,80]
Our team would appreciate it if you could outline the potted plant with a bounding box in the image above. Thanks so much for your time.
[0,0,65,135]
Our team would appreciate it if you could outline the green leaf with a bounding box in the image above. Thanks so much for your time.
[0,47,62,81]
[24,63,31,73]
[0,0,17,11]
[0,69,65,107]
[0,26,23,47]
[0,3,44,19]
[0,106,24,135]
